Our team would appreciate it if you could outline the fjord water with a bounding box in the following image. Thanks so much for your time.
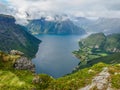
[32,35,82,78]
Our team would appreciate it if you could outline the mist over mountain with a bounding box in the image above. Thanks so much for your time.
[73,17,120,34]
[1,0,120,25]
[26,16,86,35]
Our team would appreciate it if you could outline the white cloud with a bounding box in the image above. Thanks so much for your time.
[45,16,55,21]
[1,0,120,25]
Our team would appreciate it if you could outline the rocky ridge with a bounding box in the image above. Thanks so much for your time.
[80,67,112,90]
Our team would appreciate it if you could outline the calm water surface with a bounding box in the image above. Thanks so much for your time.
[32,35,83,78]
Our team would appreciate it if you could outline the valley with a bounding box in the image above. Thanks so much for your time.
[32,35,82,78]
[0,13,120,90]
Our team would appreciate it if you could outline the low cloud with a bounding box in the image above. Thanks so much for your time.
[1,0,120,25]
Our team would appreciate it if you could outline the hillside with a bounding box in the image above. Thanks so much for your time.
[27,17,86,35]
[73,52,120,71]
[73,33,120,70]
[0,14,41,58]
[0,51,119,90]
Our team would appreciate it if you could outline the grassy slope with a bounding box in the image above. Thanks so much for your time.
[0,51,120,90]
[0,51,35,90]
[1,59,120,90]
[74,52,120,70]
[47,62,120,90]
[0,51,53,90]
[0,70,35,90]
[73,33,120,68]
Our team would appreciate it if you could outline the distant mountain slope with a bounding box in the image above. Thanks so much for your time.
[73,33,120,71]
[27,17,86,35]
[0,14,41,58]
[73,17,120,34]
[79,33,120,53]
[79,33,106,50]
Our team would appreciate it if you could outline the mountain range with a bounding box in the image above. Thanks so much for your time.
[73,17,120,34]
[26,15,120,35]
[26,17,86,35]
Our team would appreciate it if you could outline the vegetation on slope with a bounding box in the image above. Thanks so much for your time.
[0,14,41,58]
[73,33,120,69]
[73,52,120,71]
[0,51,120,90]
[0,51,53,90]
[0,26,119,90]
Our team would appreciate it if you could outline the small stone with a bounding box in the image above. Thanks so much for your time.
[32,75,40,84]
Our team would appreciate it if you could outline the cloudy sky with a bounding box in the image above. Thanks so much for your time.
[0,0,120,24]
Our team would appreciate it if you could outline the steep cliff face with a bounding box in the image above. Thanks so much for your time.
[0,14,41,58]
[27,18,86,35]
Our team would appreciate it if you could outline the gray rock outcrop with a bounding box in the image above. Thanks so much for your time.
[10,50,24,56]
[80,67,113,90]
[13,57,35,72]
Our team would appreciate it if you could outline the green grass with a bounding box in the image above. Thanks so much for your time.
[0,51,120,90]
[47,63,107,90]
[0,52,36,90]
[46,63,120,90]
[0,59,120,90]
[73,53,120,71]
[0,70,35,90]
[108,64,120,89]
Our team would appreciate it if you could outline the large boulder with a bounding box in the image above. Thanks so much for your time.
[13,57,35,72]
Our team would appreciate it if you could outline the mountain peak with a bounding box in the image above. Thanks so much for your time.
[0,14,15,23]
